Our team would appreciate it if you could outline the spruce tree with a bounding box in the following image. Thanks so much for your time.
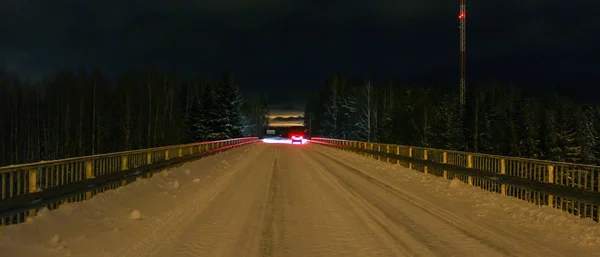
[579,105,599,164]
[193,83,226,141]
[429,92,465,150]
[215,71,244,138]
[515,98,541,158]
[552,100,581,162]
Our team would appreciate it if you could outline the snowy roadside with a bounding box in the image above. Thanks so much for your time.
[0,144,261,257]
[312,144,600,255]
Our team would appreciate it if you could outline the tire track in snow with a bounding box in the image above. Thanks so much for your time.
[113,144,268,257]
[300,150,441,256]
[322,147,566,257]
[310,150,503,256]
[154,145,278,257]
[280,149,397,257]
[258,147,279,257]
[313,146,565,257]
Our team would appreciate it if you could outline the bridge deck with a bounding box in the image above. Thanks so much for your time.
[1,143,599,256]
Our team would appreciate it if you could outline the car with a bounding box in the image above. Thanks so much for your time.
[290,134,304,144]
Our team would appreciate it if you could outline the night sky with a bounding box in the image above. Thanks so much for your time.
[1,0,599,115]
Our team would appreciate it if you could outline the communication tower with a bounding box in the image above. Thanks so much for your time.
[459,0,466,115]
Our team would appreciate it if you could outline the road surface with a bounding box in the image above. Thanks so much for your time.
[2,143,594,257]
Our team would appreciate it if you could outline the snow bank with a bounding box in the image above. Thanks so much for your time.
[0,144,260,257]
[313,144,600,253]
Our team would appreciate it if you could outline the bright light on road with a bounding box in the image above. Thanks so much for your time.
[262,137,309,144]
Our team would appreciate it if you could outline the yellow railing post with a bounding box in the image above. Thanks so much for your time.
[85,160,94,200]
[28,169,38,216]
[500,159,507,195]
[408,148,413,169]
[85,161,94,178]
[189,146,194,155]
[165,150,170,161]
[442,152,448,179]
[385,145,390,162]
[121,156,128,171]
[467,154,473,186]
[147,152,152,164]
[423,150,429,174]
[178,148,183,157]
[548,165,555,208]
[467,154,473,168]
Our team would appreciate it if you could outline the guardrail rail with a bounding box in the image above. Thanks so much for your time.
[311,137,600,222]
[0,137,259,226]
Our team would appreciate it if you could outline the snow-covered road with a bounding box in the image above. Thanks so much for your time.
[2,143,600,257]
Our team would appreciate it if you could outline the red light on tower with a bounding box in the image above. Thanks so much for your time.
[458,12,465,19]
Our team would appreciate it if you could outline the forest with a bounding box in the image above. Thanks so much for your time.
[304,74,600,165]
[3,68,598,168]
[0,69,269,167]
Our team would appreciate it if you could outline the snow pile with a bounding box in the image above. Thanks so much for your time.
[49,234,60,243]
[448,178,465,189]
[170,180,180,189]
[313,144,600,252]
[129,209,142,220]
[0,143,260,257]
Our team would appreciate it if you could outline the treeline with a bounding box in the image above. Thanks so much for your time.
[0,69,269,166]
[304,74,600,165]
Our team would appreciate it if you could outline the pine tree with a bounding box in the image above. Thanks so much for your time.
[515,98,541,158]
[429,92,465,150]
[340,86,358,140]
[192,83,226,141]
[389,87,413,145]
[593,106,600,165]
[485,87,511,155]
[354,80,376,141]
[579,105,598,164]
[471,90,494,154]
[215,71,244,138]
[538,105,557,160]
[321,75,343,138]
[377,83,395,144]
[551,100,582,162]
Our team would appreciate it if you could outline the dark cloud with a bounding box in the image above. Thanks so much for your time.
[1,0,599,100]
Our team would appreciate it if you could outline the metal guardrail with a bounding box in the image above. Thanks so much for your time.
[0,137,259,225]
[311,137,600,222]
